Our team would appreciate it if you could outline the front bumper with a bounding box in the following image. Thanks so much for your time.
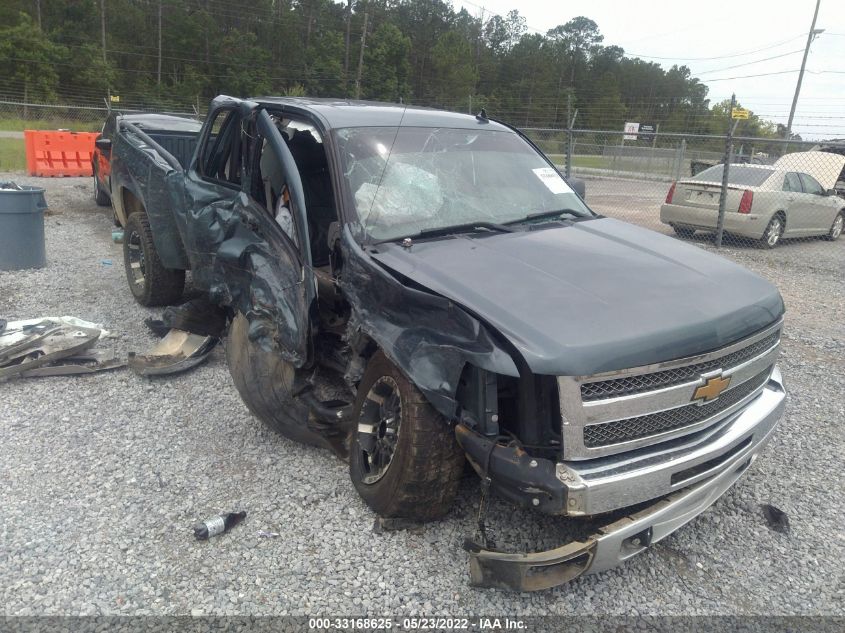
[458,366,785,591]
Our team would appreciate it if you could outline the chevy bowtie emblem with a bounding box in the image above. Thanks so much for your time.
[692,373,731,403]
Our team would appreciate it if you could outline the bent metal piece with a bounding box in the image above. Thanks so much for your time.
[0,323,103,380]
[465,434,770,591]
[128,329,217,376]
[18,349,126,377]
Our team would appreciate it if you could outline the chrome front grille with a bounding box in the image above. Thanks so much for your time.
[581,331,780,401]
[583,367,773,448]
[557,320,782,460]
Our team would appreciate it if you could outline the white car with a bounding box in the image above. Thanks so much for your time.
[660,151,845,248]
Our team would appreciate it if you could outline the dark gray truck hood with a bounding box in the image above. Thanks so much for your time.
[371,218,784,377]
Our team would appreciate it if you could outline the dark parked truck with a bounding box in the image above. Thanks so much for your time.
[108,96,786,591]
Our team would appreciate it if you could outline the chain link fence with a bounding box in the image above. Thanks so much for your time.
[523,127,845,251]
[2,98,844,254]
[0,99,198,132]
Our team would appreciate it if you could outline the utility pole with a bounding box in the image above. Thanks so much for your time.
[100,0,109,100]
[344,0,353,92]
[35,0,41,29]
[100,0,107,65]
[785,0,823,141]
[355,11,368,100]
[715,94,737,248]
[157,1,163,86]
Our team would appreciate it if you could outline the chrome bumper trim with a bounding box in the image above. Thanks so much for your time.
[467,369,784,591]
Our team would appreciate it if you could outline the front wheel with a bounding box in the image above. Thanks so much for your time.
[824,212,843,241]
[123,212,185,306]
[758,215,784,249]
[350,351,465,521]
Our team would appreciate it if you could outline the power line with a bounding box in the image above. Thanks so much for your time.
[695,49,805,75]
[626,34,807,61]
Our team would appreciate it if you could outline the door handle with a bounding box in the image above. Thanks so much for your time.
[786,196,795,202]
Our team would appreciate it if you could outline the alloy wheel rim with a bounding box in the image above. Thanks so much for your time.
[358,376,402,484]
[127,229,146,287]
[832,215,843,239]
[767,220,781,246]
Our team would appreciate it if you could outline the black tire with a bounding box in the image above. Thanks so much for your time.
[824,211,844,241]
[123,211,185,306]
[671,224,695,239]
[758,214,784,249]
[349,351,465,521]
[93,169,110,206]
[225,313,339,450]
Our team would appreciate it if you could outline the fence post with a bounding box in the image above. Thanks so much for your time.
[564,93,573,179]
[565,108,577,179]
[673,139,686,181]
[715,94,737,248]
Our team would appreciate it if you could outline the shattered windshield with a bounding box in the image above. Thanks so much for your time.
[334,126,591,240]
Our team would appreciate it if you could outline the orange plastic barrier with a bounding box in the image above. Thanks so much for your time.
[24,130,99,177]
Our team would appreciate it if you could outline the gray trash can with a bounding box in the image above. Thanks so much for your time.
[0,184,48,271]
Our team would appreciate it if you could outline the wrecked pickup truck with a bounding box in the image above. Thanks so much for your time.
[109,96,786,591]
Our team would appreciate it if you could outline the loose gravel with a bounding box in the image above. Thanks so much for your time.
[1,174,843,616]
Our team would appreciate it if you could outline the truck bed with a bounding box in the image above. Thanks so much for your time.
[117,113,202,169]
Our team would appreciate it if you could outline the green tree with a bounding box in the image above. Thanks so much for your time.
[362,23,411,101]
[586,71,626,130]
[428,30,477,107]
[0,12,66,102]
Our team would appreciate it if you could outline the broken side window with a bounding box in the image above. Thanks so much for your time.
[199,108,242,187]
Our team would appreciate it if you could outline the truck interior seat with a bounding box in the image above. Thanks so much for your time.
[287,130,337,267]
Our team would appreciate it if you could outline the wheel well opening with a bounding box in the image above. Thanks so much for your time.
[122,188,146,216]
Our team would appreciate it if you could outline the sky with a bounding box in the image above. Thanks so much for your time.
[455,0,845,139]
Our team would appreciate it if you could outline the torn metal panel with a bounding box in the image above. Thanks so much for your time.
[174,186,311,364]
[0,319,103,380]
[340,226,517,418]
[128,329,217,376]
[17,349,125,377]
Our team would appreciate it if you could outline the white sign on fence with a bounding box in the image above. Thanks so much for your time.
[623,121,640,140]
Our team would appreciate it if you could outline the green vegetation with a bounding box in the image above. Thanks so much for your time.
[0,118,100,132]
[0,1,785,137]
[0,138,26,172]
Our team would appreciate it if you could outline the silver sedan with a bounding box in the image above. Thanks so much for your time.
[660,151,845,248]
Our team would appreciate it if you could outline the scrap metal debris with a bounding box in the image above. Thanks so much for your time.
[128,329,217,376]
[761,504,790,534]
[256,530,280,539]
[0,317,121,380]
[372,517,425,533]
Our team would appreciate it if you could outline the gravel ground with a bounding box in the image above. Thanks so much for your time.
[1,174,843,616]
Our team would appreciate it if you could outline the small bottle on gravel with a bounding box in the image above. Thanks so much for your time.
[193,511,246,540]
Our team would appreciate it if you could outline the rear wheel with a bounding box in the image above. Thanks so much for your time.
[123,212,185,306]
[824,212,843,241]
[671,224,695,239]
[93,170,110,206]
[349,351,465,521]
[759,215,784,249]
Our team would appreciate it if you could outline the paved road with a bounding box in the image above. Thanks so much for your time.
[582,176,672,234]
[0,131,24,139]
